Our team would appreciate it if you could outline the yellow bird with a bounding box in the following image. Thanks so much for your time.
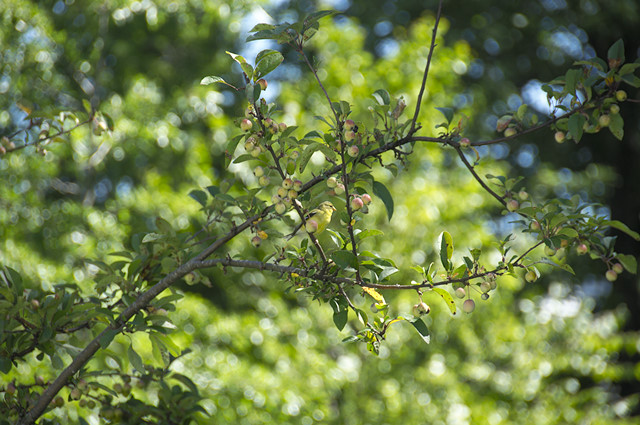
[288,201,336,238]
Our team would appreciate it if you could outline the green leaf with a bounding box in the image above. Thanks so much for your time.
[333,308,348,331]
[254,49,284,79]
[616,254,637,274]
[405,316,430,344]
[568,113,585,142]
[189,190,208,207]
[331,250,358,270]
[607,39,625,64]
[303,10,335,31]
[82,99,92,114]
[200,76,228,86]
[128,344,144,373]
[538,257,575,274]
[372,89,391,106]
[298,142,335,173]
[435,107,454,125]
[372,180,394,221]
[432,287,457,315]
[601,220,640,241]
[99,328,119,349]
[438,231,454,270]
[619,63,640,76]
[608,113,624,140]
[356,229,384,241]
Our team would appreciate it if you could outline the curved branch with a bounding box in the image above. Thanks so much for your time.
[454,145,506,205]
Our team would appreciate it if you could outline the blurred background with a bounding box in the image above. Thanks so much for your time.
[1,0,639,423]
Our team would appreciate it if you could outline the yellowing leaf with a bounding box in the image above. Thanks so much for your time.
[432,287,456,315]
[362,286,386,304]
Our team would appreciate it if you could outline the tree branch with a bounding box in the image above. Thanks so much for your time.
[409,0,443,135]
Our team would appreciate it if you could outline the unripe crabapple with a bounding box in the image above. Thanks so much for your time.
[278,122,287,133]
[344,130,356,142]
[347,145,359,157]
[459,137,471,148]
[334,183,345,195]
[275,202,286,214]
[344,119,356,131]
[525,270,538,282]
[612,263,624,274]
[287,189,298,199]
[462,299,475,314]
[504,127,517,138]
[326,176,338,188]
[480,281,491,293]
[598,114,611,127]
[455,287,466,298]
[506,199,519,212]
[293,180,303,191]
[576,243,589,255]
[605,269,618,282]
[530,220,541,231]
[351,197,364,211]
[610,104,620,114]
[616,90,627,102]
[282,178,293,189]
[258,176,270,187]
[277,186,288,198]
[305,220,319,233]
[554,131,566,143]
[253,166,264,177]
[544,246,556,257]
[240,119,252,132]
[361,193,372,205]
[413,302,430,316]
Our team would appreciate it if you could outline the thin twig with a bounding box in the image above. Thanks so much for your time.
[454,145,506,205]
[409,0,443,135]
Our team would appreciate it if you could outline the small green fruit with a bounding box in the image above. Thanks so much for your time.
[506,199,519,212]
[525,270,537,282]
[413,302,430,316]
[275,202,286,214]
[459,137,471,148]
[288,189,298,199]
[344,119,356,131]
[253,166,264,177]
[240,119,252,132]
[576,243,589,255]
[351,197,364,211]
[251,236,262,247]
[480,281,491,293]
[481,293,490,300]
[347,145,359,157]
[258,175,270,187]
[554,131,566,143]
[455,287,466,299]
[605,269,618,282]
[334,183,345,195]
[530,220,541,231]
[361,193,372,205]
[326,176,338,188]
[282,178,293,189]
[293,180,303,192]
[598,114,611,127]
[544,246,556,257]
[518,190,529,200]
[250,146,262,157]
[344,130,356,142]
[612,263,624,274]
[277,186,288,198]
[616,90,627,102]
[610,104,620,114]
[462,299,475,313]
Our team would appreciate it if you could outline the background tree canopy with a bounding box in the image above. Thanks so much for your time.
[1,0,639,424]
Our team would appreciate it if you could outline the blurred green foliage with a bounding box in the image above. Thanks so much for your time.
[1,1,639,424]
